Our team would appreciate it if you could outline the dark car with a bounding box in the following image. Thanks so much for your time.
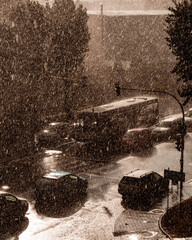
[184,111,192,132]
[152,117,178,142]
[183,117,192,132]
[0,192,29,225]
[118,128,153,152]
[35,122,75,148]
[185,108,192,118]
[118,169,169,202]
[34,171,88,203]
[152,115,192,142]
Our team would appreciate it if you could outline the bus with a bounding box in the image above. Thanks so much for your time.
[74,96,159,150]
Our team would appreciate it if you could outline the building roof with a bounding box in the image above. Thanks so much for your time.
[78,96,157,114]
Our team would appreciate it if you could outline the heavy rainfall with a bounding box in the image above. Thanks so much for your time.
[1,0,192,239]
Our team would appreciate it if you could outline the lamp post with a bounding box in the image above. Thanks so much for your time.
[116,86,186,214]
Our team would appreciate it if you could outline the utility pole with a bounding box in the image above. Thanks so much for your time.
[100,3,104,44]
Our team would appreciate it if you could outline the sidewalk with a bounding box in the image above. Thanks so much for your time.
[114,208,166,239]
[113,182,192,239]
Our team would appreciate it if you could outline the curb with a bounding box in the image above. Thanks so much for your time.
[158,212,173,240]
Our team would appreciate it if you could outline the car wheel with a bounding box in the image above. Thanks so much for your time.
[79,186,87,195]
[122,195,130,202]
[148,140,153,148]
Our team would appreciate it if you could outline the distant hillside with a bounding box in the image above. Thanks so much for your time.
[79,0,174,11]
[32,0,174,11]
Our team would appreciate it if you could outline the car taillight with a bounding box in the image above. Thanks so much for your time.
[54,182,58,187]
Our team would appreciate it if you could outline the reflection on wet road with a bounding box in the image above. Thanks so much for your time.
[0,217,29,240]
[0,135,192,239]
[35,193,88,218]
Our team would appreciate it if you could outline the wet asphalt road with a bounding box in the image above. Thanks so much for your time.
[0,135,192,239]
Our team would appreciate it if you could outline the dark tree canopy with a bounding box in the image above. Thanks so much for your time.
[10,0,47,80]
[47,0,90,78]
[165,0,192,105]
[45,0,90,114]
[0,0,90,158]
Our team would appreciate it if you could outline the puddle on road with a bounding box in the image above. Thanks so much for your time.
[117,231,158,240]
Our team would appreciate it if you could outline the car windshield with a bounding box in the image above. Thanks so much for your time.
[5,195,17,201]
[39,178,57,185]
[122,177,140,185]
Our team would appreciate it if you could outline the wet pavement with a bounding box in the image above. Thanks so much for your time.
[0,135,192,239]
[114,208,165,239]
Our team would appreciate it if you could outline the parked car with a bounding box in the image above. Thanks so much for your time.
[0,192,29,225]
[35,122,75,148]
[118,128,153,152]
[118,169,169,202]
[34,171,88,203]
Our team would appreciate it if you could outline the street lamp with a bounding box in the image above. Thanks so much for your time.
[115,85,186,214]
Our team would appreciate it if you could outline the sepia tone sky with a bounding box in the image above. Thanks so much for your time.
[38,0,173,9]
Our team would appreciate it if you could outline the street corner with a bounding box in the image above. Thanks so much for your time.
[160,196,192,239]
[113,208,165,239]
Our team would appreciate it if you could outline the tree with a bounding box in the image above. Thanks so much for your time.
[165,0,192,105]
[46,0,90,115]
[0,0,47,158]
[10,0,47,82]
[0,0,90,158]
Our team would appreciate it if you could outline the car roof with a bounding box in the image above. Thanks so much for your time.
[0,192,17,198]
[185,116,192,121]
[125,169,155,178]
[127,127,150,132]
[161,115,192,123]
[161,117,178,122]
[43,171,71,180]
[153,126,170,131]
[0,191,11,196]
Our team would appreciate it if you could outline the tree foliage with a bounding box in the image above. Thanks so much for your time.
[46,0,90,113]
[165,0,192,105]
[10,1,47,81]
[0,0,90,158]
